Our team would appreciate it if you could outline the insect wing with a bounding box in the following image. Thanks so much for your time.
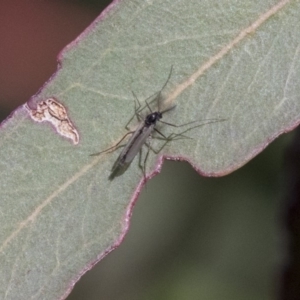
[124,124,154,164]
[110,122,151,173]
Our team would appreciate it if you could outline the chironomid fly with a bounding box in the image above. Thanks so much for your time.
[91,67,225,180]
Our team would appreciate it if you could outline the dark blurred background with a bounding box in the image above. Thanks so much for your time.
[0,1,296,299]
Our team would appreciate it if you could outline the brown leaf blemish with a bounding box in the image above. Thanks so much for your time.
[25,97,79,144]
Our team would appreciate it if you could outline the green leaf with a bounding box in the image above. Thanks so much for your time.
[1,0,299,299]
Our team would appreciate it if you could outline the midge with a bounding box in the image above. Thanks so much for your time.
[91,67,224,180]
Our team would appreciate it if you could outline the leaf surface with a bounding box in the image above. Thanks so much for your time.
[0,0,299,299]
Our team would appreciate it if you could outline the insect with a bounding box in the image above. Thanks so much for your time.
[91,68,225,180]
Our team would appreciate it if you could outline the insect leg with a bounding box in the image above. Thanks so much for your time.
[137,142,147,181]
[136,135,154,180]
[132,66,174,116]
[132,91,144,121]
[159,118,226,128]
[90,131,134,156]
[124,92,143,130]
[146,126,198,157]
[153,127,191,141]
[154,127,167,139]
[149,119,227,155]
[142,136,152,180]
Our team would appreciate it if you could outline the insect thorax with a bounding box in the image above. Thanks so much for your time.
[145,112,162,126]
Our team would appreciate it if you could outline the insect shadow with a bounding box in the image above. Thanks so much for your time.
[91,67,225,180]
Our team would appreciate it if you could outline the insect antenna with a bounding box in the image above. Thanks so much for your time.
[134,65,174,115]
